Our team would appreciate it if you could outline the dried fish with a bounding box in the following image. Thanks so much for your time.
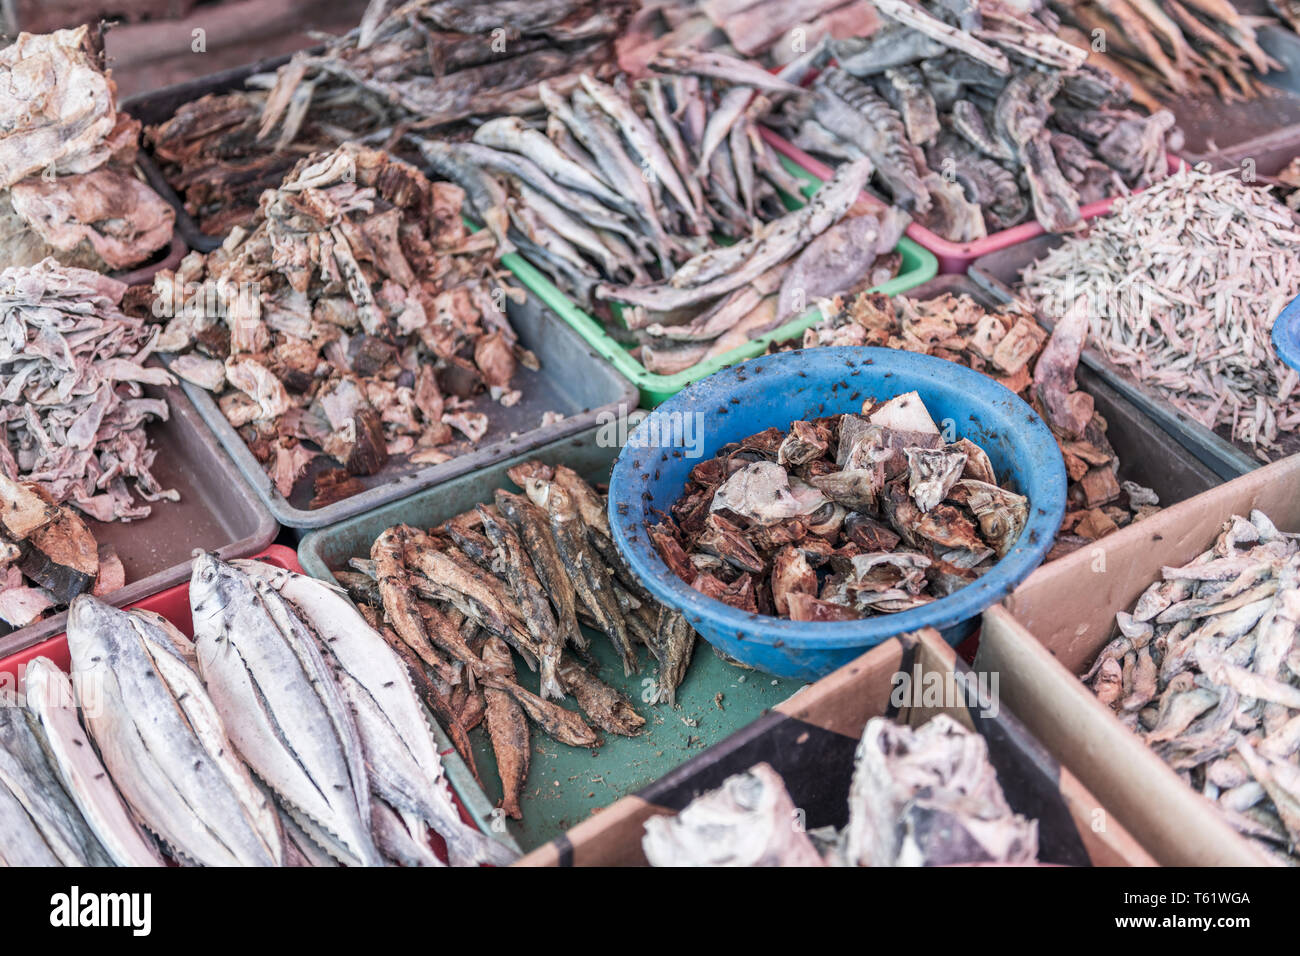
[151,144,531,506]
[652,394,1024,621]
[1022,164,1300,461]
[0,26,174,270]
[1085,510,1300,862]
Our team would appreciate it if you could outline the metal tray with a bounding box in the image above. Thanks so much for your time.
[969,236,1259,479]
[297,427,803,854]
[177,285,638,530]
[0,378,279,660]
[909,274,1222,508]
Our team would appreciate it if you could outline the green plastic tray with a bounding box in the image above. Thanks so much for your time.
[498,161,938,407]
[297,427,801,853]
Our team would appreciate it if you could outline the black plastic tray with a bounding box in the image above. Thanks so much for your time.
[908,275,1222,503]
[969,238,1259,479]
[0,378,279,659]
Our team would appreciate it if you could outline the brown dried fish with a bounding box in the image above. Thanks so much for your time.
[653,393,1023,621]
[481,636,531,820]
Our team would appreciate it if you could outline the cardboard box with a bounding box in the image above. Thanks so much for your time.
[516,628,1154,867]
[976,455,1300,866]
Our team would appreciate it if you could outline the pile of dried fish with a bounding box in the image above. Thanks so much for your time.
[0,26,174,271]
[0,475,124,628]
[0,259,176,521]
[1021,163,1300,461]
[145,0,634,236]
[336,461,696,822]
[1052,0,1292,104]
[650,394,1028,621]
[803,292,1159,558]
[12,554,519,867]
[643,715,1038,866]
[1084,510,1300,865]
[148,143,535,507]
[777,0,1178,237]
[417,52,905,342]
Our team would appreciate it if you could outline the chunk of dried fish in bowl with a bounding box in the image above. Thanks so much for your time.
[0,26,174,271]
[650,392,1028,620]
[1084,510,1300,865]
[643,715,1039,866]
[147,143,535,507]
[793,290,1159,559]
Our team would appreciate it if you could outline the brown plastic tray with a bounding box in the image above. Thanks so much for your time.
[0,377,279,659]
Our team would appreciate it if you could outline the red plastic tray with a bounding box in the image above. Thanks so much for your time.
[0,545,301,681]
[761,127,1182,274]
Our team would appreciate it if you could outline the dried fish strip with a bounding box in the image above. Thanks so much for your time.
[1085,510,1300,863]
[1021,163,1300,461]
[150,143,530,506]
[798,290,1156,557]
[0,26,174,271]
[0,260,176,531]
[651,393,1026,621]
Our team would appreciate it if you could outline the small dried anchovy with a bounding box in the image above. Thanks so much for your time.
[651,391,1028,621]
[802,291,1159,559]
[147,143,535,506]
[1022,163,1300,461]
[1084,510,1300,866]
[0,259,176,523]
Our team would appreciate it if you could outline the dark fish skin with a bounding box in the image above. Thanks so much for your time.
[496,489,586,651]
[650,607,697,707]
[481,637,530,820]
[478,505,565,701]
[371,621,482,786]
[540,483,638,675]
[558,656,645,737]
[551,464,655,605]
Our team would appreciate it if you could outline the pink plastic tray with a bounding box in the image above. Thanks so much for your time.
[762,127,1182,274]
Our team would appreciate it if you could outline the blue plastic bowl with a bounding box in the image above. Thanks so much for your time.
[1272,293,1300,374]
[608,347,1067,681]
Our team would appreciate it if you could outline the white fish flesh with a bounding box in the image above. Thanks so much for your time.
[66,595,283,866]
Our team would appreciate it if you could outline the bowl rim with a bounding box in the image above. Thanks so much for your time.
[608,346,1067,650]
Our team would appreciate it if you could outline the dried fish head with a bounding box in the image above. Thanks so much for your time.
[906,445,968,512]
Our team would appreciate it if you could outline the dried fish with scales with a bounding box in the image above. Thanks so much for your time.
[798,290,1159,558]
[0,26,174,271]
[1084,510,1300,865]
[148,143,535,508]
[351,460,705,823]
[650,392,1027,621]
[774,0,1180,238]
[1021,163,1300,462]
[145,0,634,236]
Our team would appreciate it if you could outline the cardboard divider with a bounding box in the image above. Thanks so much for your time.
[516,629,1154,867]
[975,456,1300,866]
